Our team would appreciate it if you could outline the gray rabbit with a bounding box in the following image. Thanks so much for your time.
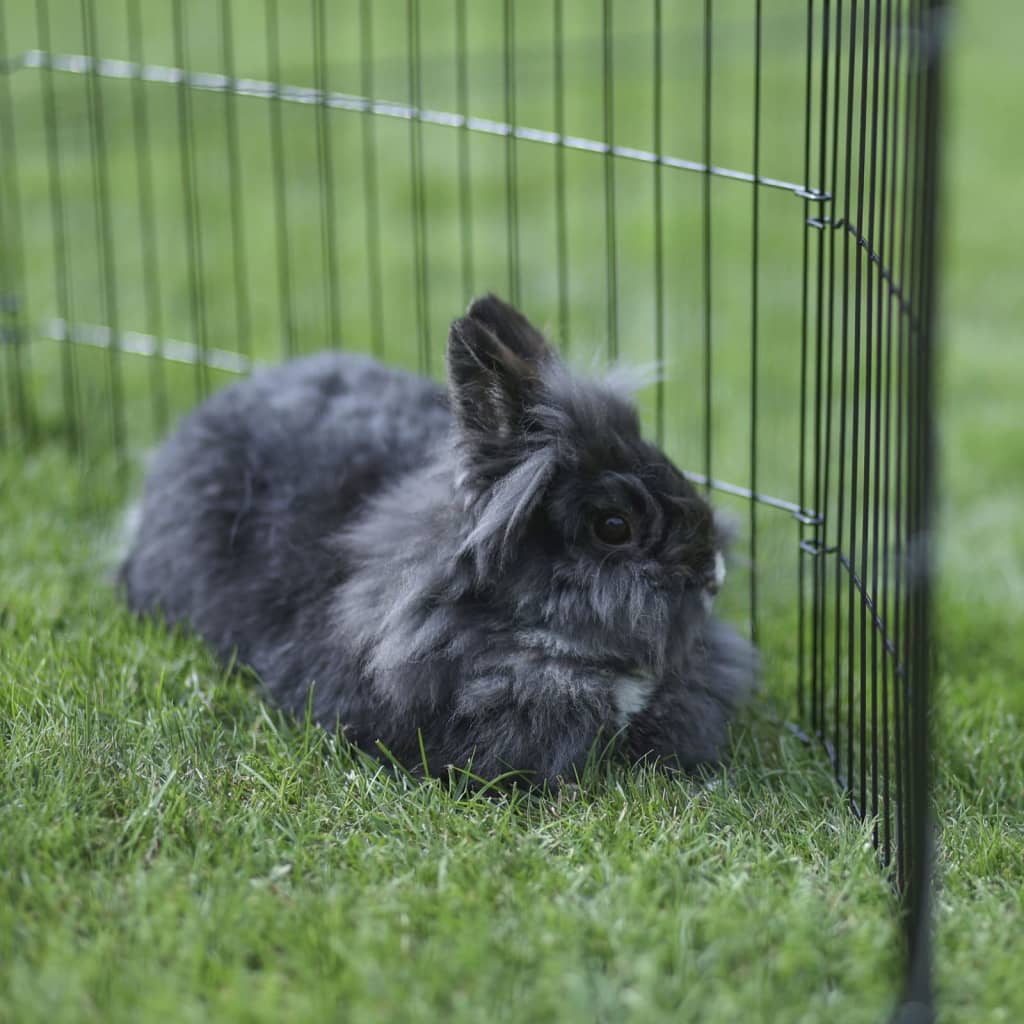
[120,295,756,786]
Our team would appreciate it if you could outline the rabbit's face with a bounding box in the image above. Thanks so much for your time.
[449,295,726,678]
[501,412,724,678]
[547,439,723,609]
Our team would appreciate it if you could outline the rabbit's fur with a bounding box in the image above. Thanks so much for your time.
[121,295,756,786]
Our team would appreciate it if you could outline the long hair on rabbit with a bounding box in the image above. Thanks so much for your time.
[120,295,756,786]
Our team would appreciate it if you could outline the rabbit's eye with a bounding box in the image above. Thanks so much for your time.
[593,511,632,546]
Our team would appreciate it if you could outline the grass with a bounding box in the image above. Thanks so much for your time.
[2,1,1023,1021]
[0,452,905,1023]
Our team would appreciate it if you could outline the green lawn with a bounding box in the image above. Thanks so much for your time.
[2,1,1022,1021]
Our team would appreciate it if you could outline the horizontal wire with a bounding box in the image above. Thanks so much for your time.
[683,471,821,524]
[42,318,253,374]
[798,533,906,674]
[835,548,904,671]
[806,214,920,331]
[14,49,830,199]
[786,720,862,820]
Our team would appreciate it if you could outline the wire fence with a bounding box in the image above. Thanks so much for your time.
[0,0,945,1015]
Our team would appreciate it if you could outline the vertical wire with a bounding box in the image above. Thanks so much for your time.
[891,0,908,878]
[455,0,474,301]
[749,0,762,645]
[888,0,913,888]
[901,0,925,888]
[798,0,815,725]
[860,0,886,849]
[266,0,296,359]
[0,0,31,446]
[407,0,431,375]
[127,0,168,437]
[825,0,844,786]
[905,0,921,880]
[883,1,942,1006]
[36,0,79,451]
[652,0,665,446]
[813,0,834,741]
[906,0,924,876]
[836,0,859,801]
[502,0,520,306]
[553,0,570,351]
[882,0,903,880]
[313,0,342,349]
[904,1,940,1004]
[849,0,872,820]
[909,0,929,873]
[172,0,209,400]
[918,0,938,896]
[868,0,895,864]
[220,0,252,364]
[82,0,125,456]
[359,0,384,358]
[701,0,712,492]
[602,0,618,362]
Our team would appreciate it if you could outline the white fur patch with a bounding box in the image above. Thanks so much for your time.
[702,551,727,613]
[102,499,142,579]
[613,673,657,728]
[602,361,665,397]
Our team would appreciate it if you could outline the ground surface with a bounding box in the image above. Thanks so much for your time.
[1,2,1022,1022]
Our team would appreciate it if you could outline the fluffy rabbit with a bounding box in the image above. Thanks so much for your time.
[121,295,756,786]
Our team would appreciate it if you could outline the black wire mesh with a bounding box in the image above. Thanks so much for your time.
[0,1,945,1016]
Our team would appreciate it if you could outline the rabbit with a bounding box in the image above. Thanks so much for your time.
[120,294,757,787]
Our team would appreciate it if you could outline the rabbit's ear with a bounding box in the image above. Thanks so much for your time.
[448,313,540,442]
[465,294,554,366]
